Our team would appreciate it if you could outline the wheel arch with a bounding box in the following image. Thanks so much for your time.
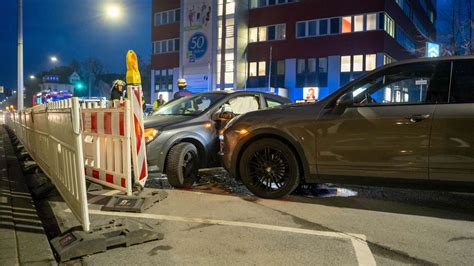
[233,130,310,182]
[163,134,208,173]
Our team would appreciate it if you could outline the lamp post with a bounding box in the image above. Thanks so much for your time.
[17,0,24,111]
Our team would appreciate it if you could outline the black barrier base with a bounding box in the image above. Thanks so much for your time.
[50,219,164,262]
[101,190,168,213]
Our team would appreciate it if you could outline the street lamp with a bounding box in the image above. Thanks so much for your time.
[105,4,122,19]
[29,75,36,80]
[50,56,58,63]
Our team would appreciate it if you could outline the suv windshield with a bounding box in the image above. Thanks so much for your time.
[153,94,226,116]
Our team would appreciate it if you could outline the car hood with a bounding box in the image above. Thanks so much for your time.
[144,115,194,129]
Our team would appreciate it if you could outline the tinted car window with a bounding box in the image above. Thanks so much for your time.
[351,62,450,106]
[153,94,225,116]
[450,60,474,103]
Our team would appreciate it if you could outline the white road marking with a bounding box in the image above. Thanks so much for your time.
[81,209,376,266]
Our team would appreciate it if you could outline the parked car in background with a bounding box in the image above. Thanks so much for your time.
[220,57,474,198]
[144,91,290,188]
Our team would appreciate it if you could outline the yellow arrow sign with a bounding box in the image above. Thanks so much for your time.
[126,50,142,85]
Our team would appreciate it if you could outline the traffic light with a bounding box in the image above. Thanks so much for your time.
[74,81,85,91]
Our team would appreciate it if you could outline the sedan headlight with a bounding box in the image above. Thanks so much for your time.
[144,128,160,144]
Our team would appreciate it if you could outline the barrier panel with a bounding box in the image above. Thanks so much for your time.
[81,101,133,195]
[128,86,148,187]
[7,98,90,231]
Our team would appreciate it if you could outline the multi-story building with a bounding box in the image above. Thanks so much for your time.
[151,0,436,102]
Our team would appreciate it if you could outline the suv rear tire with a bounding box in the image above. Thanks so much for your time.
[166,143,199,188]
[239,138,300,199]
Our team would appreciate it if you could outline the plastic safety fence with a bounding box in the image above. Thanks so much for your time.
[128,85,148,187]
[8,99,90,231]
[81,101,133,195]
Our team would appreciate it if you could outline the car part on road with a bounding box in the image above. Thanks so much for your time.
[50,219,164,262]
[166,143,199,188]
[102,190,168,213]
[239,139,300,199]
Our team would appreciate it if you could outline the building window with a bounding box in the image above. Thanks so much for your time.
[296,22,306,38]
[384,14,395,38]
[249,27,258,42]
[366,13,377,31]
[153,38,180,54]
[384,54,393,65]
[155,69,173,92]
[319,19,328,35]
[249,62,257,77]
[330,18,340,34]
[354,15,364,32]
[250,24,286,42]
[154,8,180,27]
[341,56,351,72]
[296,57,328,87]
[258,61,266,76]
[259,27,267,41]
[353,55,364,72]
[342,16,352,33]
[251,0,297,9]
[365,54,376,71]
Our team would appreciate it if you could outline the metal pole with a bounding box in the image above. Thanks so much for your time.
[267,46,273,90]
[17,0,24,111]
[219,1,226,90]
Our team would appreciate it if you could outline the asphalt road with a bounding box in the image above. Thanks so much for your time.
[47,168,474,265]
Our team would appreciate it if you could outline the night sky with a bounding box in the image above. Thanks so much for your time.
[0,0,151,89]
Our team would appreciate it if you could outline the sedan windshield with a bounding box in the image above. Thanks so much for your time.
[153,94,225,116]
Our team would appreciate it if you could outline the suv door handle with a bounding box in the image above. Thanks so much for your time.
[406,114,431,123]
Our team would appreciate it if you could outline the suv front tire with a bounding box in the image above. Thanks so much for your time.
[239,138,300,199]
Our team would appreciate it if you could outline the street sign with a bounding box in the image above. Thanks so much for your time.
[426,42,440,58]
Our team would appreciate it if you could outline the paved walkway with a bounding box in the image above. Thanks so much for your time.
[0,126,56,265]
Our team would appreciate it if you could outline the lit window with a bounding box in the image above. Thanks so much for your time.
[225,52,234,61]
[365,54,376,71]
[384,14,395,37]
[225,60,234,72]
[249,62,257,77]
[226,2,235,15]
[353,55,364,72]
[366,13,377,30]
[341,56,351,72]
[259,27,267,41]
[249,27,258,42]
[354,15,364,32]
[342,16,352,33]
[258,61,266,76]
[226,37,234,49]
[225,72,234,84]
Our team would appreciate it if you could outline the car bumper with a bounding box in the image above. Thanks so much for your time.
[146,135,167,173]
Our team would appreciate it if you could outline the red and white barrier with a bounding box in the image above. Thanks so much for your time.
[81,101,133,195]
[128,85,148,187]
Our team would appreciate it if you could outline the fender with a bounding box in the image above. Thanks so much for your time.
[231,128,318,183]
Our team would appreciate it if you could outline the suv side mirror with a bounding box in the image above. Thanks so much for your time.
[334,92,353,113]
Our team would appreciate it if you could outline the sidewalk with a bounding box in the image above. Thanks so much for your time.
[0,126,56,265]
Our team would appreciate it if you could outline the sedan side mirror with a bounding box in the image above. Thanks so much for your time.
[212,111,236,121]
[334,92,353,113]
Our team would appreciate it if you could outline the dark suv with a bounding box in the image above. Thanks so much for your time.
[145,91,290,188]
[220,57,474,198]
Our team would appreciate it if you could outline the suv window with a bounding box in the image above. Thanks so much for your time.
[220,95,260,115]
[350,62,450,106]
[450,60,474,103]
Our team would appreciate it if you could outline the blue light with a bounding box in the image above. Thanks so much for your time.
[426,42,440,58]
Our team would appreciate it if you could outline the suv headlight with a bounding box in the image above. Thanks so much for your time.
[145,128,160,144]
